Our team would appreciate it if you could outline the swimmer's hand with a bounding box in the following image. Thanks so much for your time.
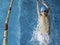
[42,0,45,4]
[36,0,40,3]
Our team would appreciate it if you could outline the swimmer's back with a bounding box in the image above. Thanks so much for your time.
[39,15,50,34]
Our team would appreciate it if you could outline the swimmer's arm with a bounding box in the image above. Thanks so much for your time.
[42,0,50,15]
[36,0,41,16]
[42,0,50,9]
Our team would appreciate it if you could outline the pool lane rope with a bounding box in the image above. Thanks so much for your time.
[3,0,14,45]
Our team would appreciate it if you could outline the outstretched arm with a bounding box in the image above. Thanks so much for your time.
[42,0,49,9]
[36,0,41,17]
[42,0,50,15]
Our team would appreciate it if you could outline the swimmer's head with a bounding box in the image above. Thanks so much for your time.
[40,6,48,16]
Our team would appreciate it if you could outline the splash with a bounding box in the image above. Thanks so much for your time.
[30,17,50,45]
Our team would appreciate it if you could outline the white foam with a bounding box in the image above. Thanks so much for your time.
[30,17,50,45]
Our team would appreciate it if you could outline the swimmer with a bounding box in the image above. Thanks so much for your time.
[36,0,50,35]
[36,0,50,44]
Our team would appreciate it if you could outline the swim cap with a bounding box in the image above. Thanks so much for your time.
[40,6,48,13]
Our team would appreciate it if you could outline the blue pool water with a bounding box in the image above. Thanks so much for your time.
[0,0,60,45]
